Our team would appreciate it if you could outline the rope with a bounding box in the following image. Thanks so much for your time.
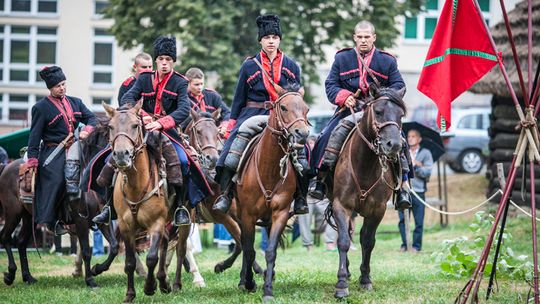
[411,188,540,221]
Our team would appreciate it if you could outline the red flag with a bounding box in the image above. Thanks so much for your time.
[417,0,499,131]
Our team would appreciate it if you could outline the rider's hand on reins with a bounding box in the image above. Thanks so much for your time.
[145,121,163,132]
[79,131,89,140]
[142,115,153,125]
[344,95,357,108]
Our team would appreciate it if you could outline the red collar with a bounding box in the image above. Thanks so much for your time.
[260,49,283,101]
[48,95,75,132]
[355,47,376,95]
[189,91,206,112]
[152,71,173,115]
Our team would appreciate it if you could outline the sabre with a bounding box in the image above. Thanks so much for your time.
[43,132,73,167]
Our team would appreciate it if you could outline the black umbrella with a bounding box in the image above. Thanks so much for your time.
[402,121,446,162]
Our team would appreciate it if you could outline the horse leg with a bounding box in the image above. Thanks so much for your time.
[143,225,163,296]
[157,226,171,294]
[185,238,205,288]
[172,225,189,292]
[1,213,21,286]
[75,219,98,288]
[123,237,137,303]
[91,223,119,276]
[359,215,383,290]
[262,210,289,302]
[72,244,83,277]
[213,213,242,273]
[333,199,352,299]
[238,217,257,292]
[18,214,37,284]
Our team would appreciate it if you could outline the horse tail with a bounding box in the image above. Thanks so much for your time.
[324,202,338,231]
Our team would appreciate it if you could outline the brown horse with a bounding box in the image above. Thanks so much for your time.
[0,122,119,288]
[174,109,262,278]
[103,101,171,303]
[328,87,406,298]
[235,89,309,301]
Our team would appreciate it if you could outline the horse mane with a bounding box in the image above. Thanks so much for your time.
[278,83,301,96]
[369,87,407,115]
[81,117,110,160]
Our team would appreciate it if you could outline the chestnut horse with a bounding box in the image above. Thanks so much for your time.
[103,101,171,303]
[328,87,406,298]
[235,89,309,301]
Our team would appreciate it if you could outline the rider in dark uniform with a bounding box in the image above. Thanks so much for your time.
[92,36,213,226]
[27,66,97,235]
[118,52,153,106]
[310,20,412,208]
[212,14,309,215]
[184,67,230,131]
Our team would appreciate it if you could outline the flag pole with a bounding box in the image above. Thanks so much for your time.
[457,0,540,303]
[527,0,533,99]
[496,0,530,106]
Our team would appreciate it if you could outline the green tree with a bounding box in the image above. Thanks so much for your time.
[105,0,422,103]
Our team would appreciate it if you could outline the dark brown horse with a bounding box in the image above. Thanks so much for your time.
[103,101,171,303]
[167,108,263,290]
[0,121,118,288]
[328,87,406,298]
[235,90,309,301]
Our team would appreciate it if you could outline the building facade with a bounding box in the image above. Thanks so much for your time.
[0,0,139,134]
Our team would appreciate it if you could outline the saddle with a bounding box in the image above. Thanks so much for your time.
[235,132,263,184]
[322,112,364,171]
[224,115,268,171]
[18,163,35,205]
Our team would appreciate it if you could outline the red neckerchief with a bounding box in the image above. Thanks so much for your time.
[152,71,173,115]
[47,95,75,133]
[355,47,375,96]
[260,49,283,102]
[189,91,206,112]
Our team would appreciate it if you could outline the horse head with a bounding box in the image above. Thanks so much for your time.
[267,84,310,150]
[103,101,145,170]
[187,108,220,170]
[362,86,406,160]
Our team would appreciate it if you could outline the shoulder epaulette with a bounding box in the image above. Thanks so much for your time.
[139,70,154,75]
[336,47,353,54]
[379,50,397,59]
[174,71,189,81]
[204,88,217,93]
[122,76,136,86]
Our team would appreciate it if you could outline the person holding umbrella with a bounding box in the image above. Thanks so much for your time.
[398,128,434,252]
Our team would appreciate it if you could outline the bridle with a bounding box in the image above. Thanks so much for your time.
[185,116,219,169]
[109,111,148,166]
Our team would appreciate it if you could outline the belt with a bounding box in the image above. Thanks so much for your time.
[45,142,59,147]
[246,101,268,109]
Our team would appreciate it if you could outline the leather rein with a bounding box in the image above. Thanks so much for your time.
[185,117,219,169]
[347,96,403,203]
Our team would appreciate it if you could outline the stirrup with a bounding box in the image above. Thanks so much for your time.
[173,206,191,227]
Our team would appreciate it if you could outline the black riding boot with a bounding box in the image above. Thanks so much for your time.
[212,167,235,213]
[92,187,115,224]
[396,188,412,210]
[309,166,327,200]
[173,186,191,226]
[293,174,309,214]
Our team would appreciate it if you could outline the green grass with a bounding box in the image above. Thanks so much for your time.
[0,219,536,304]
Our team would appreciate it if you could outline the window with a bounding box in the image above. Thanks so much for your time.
[458,114,483,130]
[4,0,57,14]
[92,28,115,86]
[404,0,491,42]
[0,25,58,84]
[94,0,108,16]
[91,97,112,112]
[0,93,38,124]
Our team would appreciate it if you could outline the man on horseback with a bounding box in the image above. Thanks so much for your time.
[185,67,230,133]
[117,52,153,106]
[212,14,309,215]
[92,36,213,226]
[310,20,412,209]
[27,66,97,235]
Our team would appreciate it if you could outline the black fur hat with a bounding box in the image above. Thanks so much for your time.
[39,66,66,89]
[153,36,177,61]
[256,14,282,41]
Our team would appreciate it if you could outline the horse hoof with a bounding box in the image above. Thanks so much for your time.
[160,283,172,294]
[334,287,349,299]
[3,272,15,286]
[86,279,99,289]
[245,281,257,293]
[90,265,100,277]
[123,294,135,303]
[193,280,206,288]
[360,283,373,291]
[214,263,225,274]
[262,295,275,303]
[173,283,182,292]
[238,284,246,291]
[23,275,38,285]
[72,270,83,278]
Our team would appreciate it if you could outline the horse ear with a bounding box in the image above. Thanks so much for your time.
[368,83,380,98]
[102,101,115,118]
[298,87,305,98]
[212,108,222,122]
[190,108,200,120]
[133,99,143,113]
[396,87,406,98]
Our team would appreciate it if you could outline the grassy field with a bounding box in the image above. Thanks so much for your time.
[0,174,538,303]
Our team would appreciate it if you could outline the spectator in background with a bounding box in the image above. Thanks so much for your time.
[93,230,105,256]
[117,52,153,106]
[398,129,433,252]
